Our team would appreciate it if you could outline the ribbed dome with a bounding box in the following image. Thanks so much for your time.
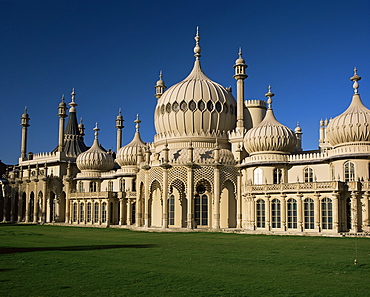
[116,129,146,167]
[154,31,236,143]
[244,108,297,154]
[76,138,114,172]
[326,94,370,147]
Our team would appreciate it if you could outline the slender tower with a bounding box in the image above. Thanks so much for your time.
[115,109,124,152]
[233,48,248,132]
[20,107,30,161]
[57,95,67,152]
[154,71,166,99]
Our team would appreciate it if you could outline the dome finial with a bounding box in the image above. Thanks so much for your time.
[350,67,361,94]
[265,85,275,108]
[238,47,242,58]
[194,26,201,60]
[93,123,100,140]
[69,88,77,111]
[134,114,141,132]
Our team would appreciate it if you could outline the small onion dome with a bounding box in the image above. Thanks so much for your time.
[326,69,370,147]
[76,124,114,172]
[295,123,302,133]
[244,86,297,154]
[235,48,246,65]
[116,115,146,167]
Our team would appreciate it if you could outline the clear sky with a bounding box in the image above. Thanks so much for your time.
[1,0,369,164]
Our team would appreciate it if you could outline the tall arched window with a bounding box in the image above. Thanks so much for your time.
[256,199,265,228]
[271,199,281,228]
[94,202,99,223]
[78,181,84,193]
[254,168,263,185]
[304,198,314,229]
[102,202,107,223]
[73,203,77,222]
[344,161,355,182]
[195,194,208,226]
[321,198,333,230]
[79,203,84,223]
[87,202,92,222]
[120,179,125,192]
[304,167,314,183]
[108,181,114,192]
[168,195,175,225]
[287,198,297,229]
[90,181,97,192]
[273,168,283,184]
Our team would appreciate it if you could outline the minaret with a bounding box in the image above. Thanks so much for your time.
[154,71,166,99]
[295,122,303,152]
[78,118,85,140]
[233,48,248,131]
[115,109,124,152]
[20,107,30,161]
[57,95,67,152]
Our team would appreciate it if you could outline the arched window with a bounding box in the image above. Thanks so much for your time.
[90,181,97,192]
[102,202,107,223]
[87,202,92,222]
[256,199,265,228]
[120,179,125,192]
[168,195,175,225]
[321,198,333,230]
[131,202,136,224]
[287,198,297,229]
[195,194,208,226]
[78,181,84,193]
[132,179,136,192]
[73,203,77,222]
[344,161,355,182]
[304,167,314,183]
[254,168,263,185]
[271,199,281,228]
[304,198,314,229]
[79,203,84,223]
[94,202,99,223]
[108,181,114,192]
[273,168,283,184]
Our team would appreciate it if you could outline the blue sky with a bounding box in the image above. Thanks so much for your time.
[1,0,369,164]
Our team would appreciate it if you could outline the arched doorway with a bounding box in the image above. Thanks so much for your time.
[220,180,236,228]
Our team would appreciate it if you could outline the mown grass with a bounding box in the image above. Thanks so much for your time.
[0,224,369,296]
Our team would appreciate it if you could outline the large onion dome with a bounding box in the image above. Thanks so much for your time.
[76,124,114,172]
[116,116,146,167]
[244,87,297,154]
[326,69,370,147]
[154,29,236,144]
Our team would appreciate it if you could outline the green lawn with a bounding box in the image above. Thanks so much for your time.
[0,225,369,296]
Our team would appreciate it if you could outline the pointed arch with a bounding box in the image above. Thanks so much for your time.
[149,180,162,227]
[220,180,236,228]
[169,179,187,228]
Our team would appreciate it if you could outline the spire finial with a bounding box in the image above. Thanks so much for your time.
[134,114,141,132]
[194,26,201,59]
[93,122,99,139]
[238,47,242,58]
[350,67,361,94]
[69,88,77,111]
[265,85,275,108]
[61,94,65,102]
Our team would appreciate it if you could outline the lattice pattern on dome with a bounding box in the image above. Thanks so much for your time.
[148,167,164,190]
[220,166,238,194]
[194,166,214,193]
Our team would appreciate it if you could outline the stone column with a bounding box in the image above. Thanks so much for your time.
[98,199,102,225]
[236,170,242,228]
[213,166,221,229]
[106,201,110,227]
[314,193,321,232]
[250,196,256,230]
[361,192,369,232]
[10,187,16,222]
[186,165,194,229]
[162,168,169,229]
[42,178,47,223]
[119,198,125,225]
[350,191,359,233]
[25,182,30,222]
[297,194,303,232]
[281,195,287,231]
[332,193,339,233]
[265,196,271,230]
[144,171,150,228]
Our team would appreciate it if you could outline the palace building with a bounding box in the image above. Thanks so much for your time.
[1,30,370,235]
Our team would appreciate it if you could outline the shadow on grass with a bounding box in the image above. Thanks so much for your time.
[0,244,156,254]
